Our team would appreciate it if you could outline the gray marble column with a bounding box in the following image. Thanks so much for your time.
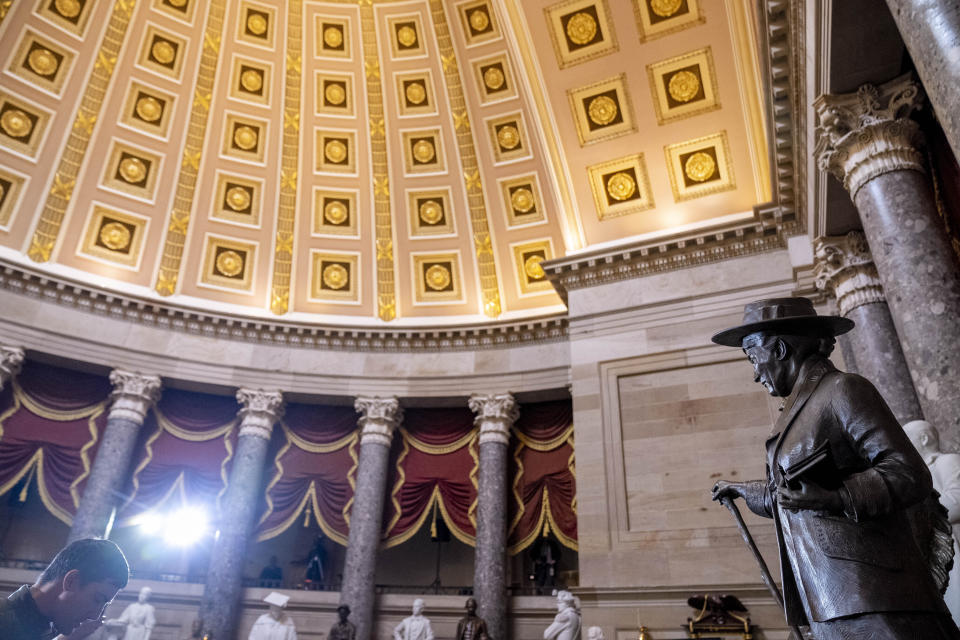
[340,396,402,640]
[201,389,283,640]
[469,393,519,640]
[813,231,923,424]
[0,345,24,391]
[816,73,960,448]
[68,370,161,542]
[883,0,960,163]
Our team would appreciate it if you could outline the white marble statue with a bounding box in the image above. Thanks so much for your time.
[905,419,960,625]
[249,592,297,640]
[107,587,156,640]
[586,626,603,640]
[543,591,581,640]
[393,598,435,640]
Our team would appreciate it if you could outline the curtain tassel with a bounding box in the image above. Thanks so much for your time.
[430,499,439,539]
[303,502,312,527]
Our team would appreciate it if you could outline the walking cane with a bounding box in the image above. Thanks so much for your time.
[719,496,805,640]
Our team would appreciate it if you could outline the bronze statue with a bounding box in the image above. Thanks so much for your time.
[710,297,960,639]
[329,605,356,640]
[456,598,489,640]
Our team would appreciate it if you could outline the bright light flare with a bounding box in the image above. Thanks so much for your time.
[136,506,210,547]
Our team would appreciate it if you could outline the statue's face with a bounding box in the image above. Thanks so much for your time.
[269,604,283,620]
[743,335,792,397]
[339,608,350,622]
[138,587,151,604]
[465,599,476,614]
[413,599,424,615]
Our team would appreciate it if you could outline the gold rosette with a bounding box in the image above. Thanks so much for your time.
[667,70,700,103]
[469,9,490,31]
[119,157,147,183]
[323,27,343,48]
[606,171,636,201]
[412,139,436,163]
[325,139,347,163]
[397,25,418,47]
[241,69,263,93]
[425,265,451,290]
[28,48,58,76]
[524,255,546,280]
[99,222,131,252]
[650,0,683,18]
[483,66,505,90]
[54,0,81,18]
[405,82,426,105]
[247,13,268,36]
[225,186,251,211]
[324,200,348,224]
[419,200,443,225]
[684,151,716,182]
[565,12,597,45]
[497,125,520,150]
[151,40,175,64]
[136,96,163,122]
[322,264,349,290]
[325,83,346,105]
[511,188,535,213]
[1,109,33,138]
[587,95,618,125]
[215,250,244,277]
[234,126,259,151]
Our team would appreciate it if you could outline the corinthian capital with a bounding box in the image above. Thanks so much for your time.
[354,396,402,447]
[814,73,925,197]
[108,370,162,424]
[469,392,519,445]
[236,389,284,440]
[0,346,25,392]
[813,231,885,316]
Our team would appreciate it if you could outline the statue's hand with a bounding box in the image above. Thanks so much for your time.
[776,480,842,512]
[711,480,747,502]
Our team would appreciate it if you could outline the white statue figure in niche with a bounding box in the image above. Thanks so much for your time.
[394,598,435,640]
[108,587,156,640]
[543,591,581,640]
[905,419,960,625]
[248,592,297,640]
[586,626,604,640]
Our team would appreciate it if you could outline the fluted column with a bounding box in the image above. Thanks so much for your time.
[816,73,960,449]
[201,389,283,640]
[813,231,923,424]
[883,0,960,163]
[0,345,24,391]
[469,393,519,640]
[340,396,403,640]
[68,370,161,542]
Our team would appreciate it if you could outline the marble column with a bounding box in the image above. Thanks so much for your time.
[68,370,161,542]
[813,231,923,424]
[201,389,284,640]
[0,345,24,391]
[469,393,519,640]
[883,0,960,163]
[340,396,402,640]
[816,73,960,448]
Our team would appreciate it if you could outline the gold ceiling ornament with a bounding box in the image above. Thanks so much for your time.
[135,96,163,122]
[425,264,451,290]
[54,0,81,18]
[27,48,58,76]
[1,109,32,138]
[606,171,636,200]
[168,0,188,7]
[0,182,5,201]
[241,69,263,92]
[118,156,147,183]
[565,11,598,45]
[74,110,96,135]
[323,26,343,48]
[247,13,268,35]
[587,95,618,125]
[419,199,443,224]
[274,232,293,255]
[524,254,546,280]
[667,69,700,103]
[376,238,392,261]
[324,200,348,224]
[233,125,259,150]
[215,250,244,277]
[95,50,116,74]
[511,187,535,213]
[270,289,288,315]
[322,263,349,289]
[151,40,176,64]
[225,186,251,211]
[650,0,683,17]
[168,212,188,234]
[412,138,436,163]
[469,8,489,31]
[474,231,492,255]
[182,149,201,170]
[325,82,346,105]
[483,66,505,90]
[684,151,716,182]
[496,124,520,149]
[453,110,470,131]
[99,221,131,251]
[325,139,347,163]
[405,82,427,105]
[28,237,54,262]
[397,25,418,47]
[49,173,75,200]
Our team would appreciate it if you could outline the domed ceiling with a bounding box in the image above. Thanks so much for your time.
[0,0,769,326]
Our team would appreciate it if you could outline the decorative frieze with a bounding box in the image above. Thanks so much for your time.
[355,396,402,446]
[0,345,24,391]
[813,231,886,316]
[814,74,925,198]
[469,392,519,445]
[236,388,284,440]
[108,370,162,423]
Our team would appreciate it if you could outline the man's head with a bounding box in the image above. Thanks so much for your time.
[412,598,425,615]
[904,420,940,456]
[741,332,832,397]
[137,586,151,604]
[337,604,351,622]
[33,538,129,636]
[464,597,477,614]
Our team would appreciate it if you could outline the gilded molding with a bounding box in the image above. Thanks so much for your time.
[153,1,228,295]
[236,388,284,440]
[469,392,519,445]
[355,396,402,447]
[0,345,24,391]
[359,4,397,322]
[813,231,885,317]
[429,0,502,318]
[814,74,925,199]
[268,2,303,315]
[26,0,137,263]
[108,369,162,424]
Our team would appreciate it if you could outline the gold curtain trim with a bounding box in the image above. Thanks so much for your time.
[567,431,577,515]
[0,387,22,440]
[69,407,105,508]
[13,381,106,422]
[257,437,292,530]
[342,436,359,527]
[281,420,357,453]
[467,436,479,528]
[0,450,76,526]
[512,424,574,451]
[399,425,476,455]
[380,485,476,549]
[508,440,526,537]
[384,436,410,537]
[155,410,236,441]
[543,486,578,551]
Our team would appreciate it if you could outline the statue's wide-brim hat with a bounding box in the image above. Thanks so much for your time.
[264,592,290,608]
[711,297,854,347]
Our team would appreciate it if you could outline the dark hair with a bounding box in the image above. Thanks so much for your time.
[38,538,129,588]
